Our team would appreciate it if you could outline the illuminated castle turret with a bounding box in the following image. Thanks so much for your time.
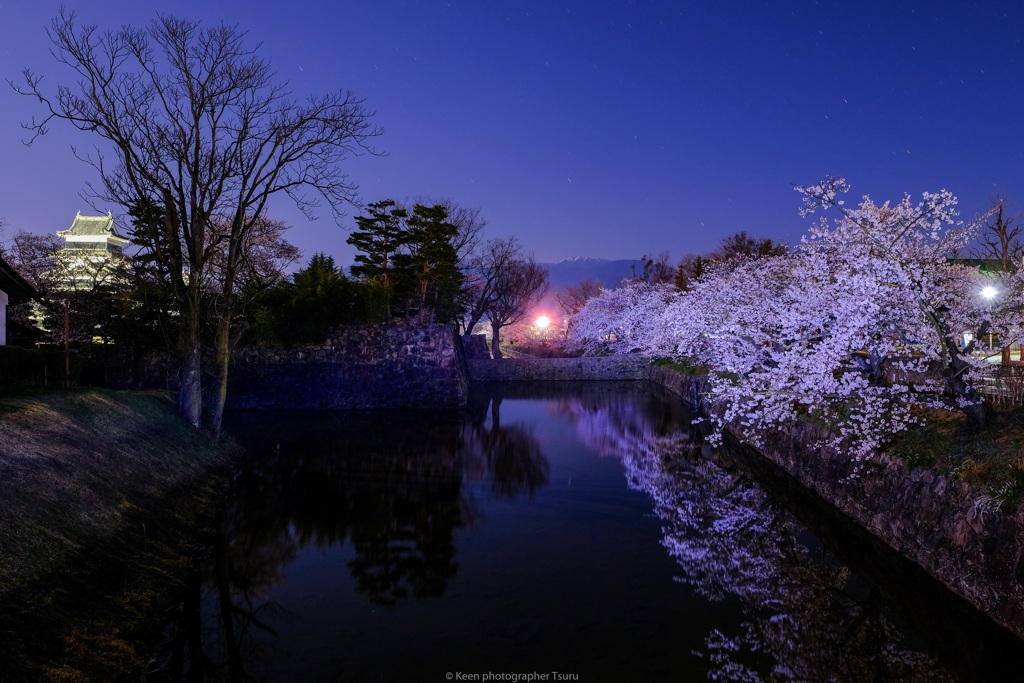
[55,211,130,289]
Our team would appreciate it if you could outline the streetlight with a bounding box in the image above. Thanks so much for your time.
[535,315,551,340]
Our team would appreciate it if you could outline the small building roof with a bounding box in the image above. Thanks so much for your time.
[0,254,38,302]
[57,211,129,244]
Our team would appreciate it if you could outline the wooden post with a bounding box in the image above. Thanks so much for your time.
[64,299,70,388]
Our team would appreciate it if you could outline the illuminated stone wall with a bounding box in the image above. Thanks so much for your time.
[466,355,651,382]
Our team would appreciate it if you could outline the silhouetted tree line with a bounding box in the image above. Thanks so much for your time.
[6,11,547,430]
[249,197,549,350]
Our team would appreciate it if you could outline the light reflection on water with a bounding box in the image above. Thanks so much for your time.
[154,382,1021,682]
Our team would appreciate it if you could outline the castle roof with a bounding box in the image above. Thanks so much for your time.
[57,211,129,244]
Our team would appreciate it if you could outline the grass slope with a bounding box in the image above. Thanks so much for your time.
[0,388,237,681]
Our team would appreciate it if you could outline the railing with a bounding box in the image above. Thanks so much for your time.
[976,363,1024,406]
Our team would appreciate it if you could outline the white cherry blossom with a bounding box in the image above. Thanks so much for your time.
[571,179,1020,462]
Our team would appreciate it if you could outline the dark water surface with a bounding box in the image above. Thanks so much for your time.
[156,382,1024,681]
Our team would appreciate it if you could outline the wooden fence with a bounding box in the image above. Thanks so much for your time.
[977,364,1024,406]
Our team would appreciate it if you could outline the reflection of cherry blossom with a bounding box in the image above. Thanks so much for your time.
[554,395,682,461]
[558,396,953,682]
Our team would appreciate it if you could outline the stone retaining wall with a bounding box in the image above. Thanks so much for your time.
[226,324,466,410]
[467,355,651,382]
[650,366,1024,639]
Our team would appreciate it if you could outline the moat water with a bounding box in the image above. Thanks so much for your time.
[156,382,1024,681]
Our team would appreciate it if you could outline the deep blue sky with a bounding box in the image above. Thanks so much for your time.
[2,1,1022,267]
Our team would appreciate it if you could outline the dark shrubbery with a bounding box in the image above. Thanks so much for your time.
[513,339,580,358]
[0,346,81,390]
[247,253,392,345]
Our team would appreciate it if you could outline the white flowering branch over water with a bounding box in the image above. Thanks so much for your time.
[570,178,1020,462]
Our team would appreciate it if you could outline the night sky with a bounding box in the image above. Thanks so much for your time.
[1,0,1022,267]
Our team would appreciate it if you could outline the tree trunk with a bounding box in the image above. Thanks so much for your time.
[963,402,988,434]
[213,521,246,681]
[418,274,429,324]
[464,309,485,337]
[490,319,502,359]
[491,397,502,430]
[941,359,988,433]
[177,310,203,429]
[927,303,989,433]
[209,316,231,438]
[209,234,241,438]
[938,330,988,433]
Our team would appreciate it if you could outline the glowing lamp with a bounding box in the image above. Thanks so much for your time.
[535,315,551,330]
[981,286,998,301]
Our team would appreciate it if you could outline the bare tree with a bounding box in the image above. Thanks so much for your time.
[675,232,786,291]
[461,237,523,337]
[969,196,1024,365]
[972,195,1023,273]
[485,253,548,359]
[630,251,675,284]
[674,253,711,291]
[712,231,787,262]
[207,215,300,427]
[13,12,380,432]
[556,278,603,336]
[557,278,603,316]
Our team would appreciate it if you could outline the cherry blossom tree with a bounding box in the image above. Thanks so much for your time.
[567,279,678,357]
[571,178,1014,462]
[792,178,1001,433]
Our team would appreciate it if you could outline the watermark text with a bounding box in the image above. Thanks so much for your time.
[446,672,579,682]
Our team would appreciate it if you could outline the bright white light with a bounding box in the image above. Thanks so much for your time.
[981,286,998,300]
[535,315,551,330]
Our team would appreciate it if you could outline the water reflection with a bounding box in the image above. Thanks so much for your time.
[156,401,549,680]
[152,383,1023,682]
[465,391,550,500]
[555,389,1023,682]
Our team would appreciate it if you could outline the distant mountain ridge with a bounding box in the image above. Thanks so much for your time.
[539,257,641,291]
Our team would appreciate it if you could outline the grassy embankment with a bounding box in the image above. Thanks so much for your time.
[0,388,239,681]
[892,405,1024,508]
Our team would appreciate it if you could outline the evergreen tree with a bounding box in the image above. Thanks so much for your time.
[348,200,408,286]
[395,204,463,323]
[348,200,465,323]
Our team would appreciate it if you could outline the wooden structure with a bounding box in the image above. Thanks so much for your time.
[0,254,38,345]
